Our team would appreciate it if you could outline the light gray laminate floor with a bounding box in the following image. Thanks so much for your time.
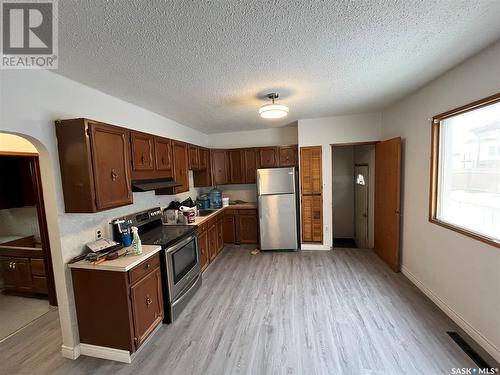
[1,246,475,375]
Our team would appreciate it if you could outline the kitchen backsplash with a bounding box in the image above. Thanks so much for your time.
[0,206,40,240]
[199,184,257,203]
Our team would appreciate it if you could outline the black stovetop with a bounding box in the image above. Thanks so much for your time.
[139,224,196,248]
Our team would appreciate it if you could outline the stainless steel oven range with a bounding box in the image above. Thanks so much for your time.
[112,207,201,323]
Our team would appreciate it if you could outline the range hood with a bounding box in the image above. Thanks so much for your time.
[131,178,182,192]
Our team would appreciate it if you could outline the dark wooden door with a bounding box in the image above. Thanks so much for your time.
[238,212,258,244]
[0,258,32,291]
[188,145,200,170]
[212,150,228,185]
[130,132,154,171]
[89,123,132,210]
[228,149,244,184]
[154,137,172,171]
[243,149,258,183]
[301,195,323,243]
[208,225,218,261]
[130,268,164,349]
[223,213,236,243]
[259,147,278,168]
[375,137,401,272]
[216,217,224,253]
[172,141,189,193]
[300,146,322,195]
[198,230,209,270]
[279,145,298,167]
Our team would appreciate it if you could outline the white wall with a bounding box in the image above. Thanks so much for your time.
[332,146,355,239]
[0,206,40,240]
[298,113,382,249]
[207,123,298,148]
[353,144,375,248]
[0,69,208,358]
[381,40,500,362]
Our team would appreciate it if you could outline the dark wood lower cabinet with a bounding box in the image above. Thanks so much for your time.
[198,228,209,270]
[0,250,48,296]
[224,208,259,245]
[208,223,218,262]
[71,254,164,353]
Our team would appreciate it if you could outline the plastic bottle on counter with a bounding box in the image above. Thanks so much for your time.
[131,226,142,255]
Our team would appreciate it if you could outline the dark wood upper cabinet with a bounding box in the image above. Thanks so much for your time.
[154,137,172,172]
[172,141,189,193]
[56,119,133,213]
[211,149,228,185]
[90,123,132,211]
[198,148,209,171]
[259,147,278,168]
[188,144,200,170]
[243,148,258,184]
[228,149,244,184]
[279,145,298,167]
[130,132,155,171]
[193,148,212,187]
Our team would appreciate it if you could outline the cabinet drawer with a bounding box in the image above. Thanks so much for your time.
[224,209,238,216]
[30,258,46,276]
[238,209,257,215]
[129,254,160,285]
[33,276,48,294]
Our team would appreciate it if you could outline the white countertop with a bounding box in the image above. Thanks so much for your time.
[166,203,258,226]
[68,244,162,272]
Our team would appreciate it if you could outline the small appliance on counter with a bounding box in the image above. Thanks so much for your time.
[209,187,222,208]
[196,195,210,209]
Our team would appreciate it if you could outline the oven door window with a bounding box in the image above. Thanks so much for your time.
[171,239,197,284]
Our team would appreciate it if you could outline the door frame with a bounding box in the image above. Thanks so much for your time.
[330,142,378,247]
[0,151,58,305]
[354,163,369,249]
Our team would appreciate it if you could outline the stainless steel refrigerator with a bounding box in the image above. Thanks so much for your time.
[257,167,299,250]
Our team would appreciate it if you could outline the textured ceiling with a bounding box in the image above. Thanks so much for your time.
[56,1,500,134]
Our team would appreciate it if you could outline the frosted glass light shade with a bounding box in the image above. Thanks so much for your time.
[259,103,289,119]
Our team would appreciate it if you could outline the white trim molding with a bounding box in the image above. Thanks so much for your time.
[80,343,132,363]
[61,344,80,360]
[301,244,331,251]
[402,265,500,363]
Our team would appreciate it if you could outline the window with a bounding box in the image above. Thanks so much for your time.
[430,93,500,247]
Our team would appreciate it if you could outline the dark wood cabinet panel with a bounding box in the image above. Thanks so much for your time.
[188,144,200,170]
[259,147,278,168]
[238,214,258,244]
[199,148,209,170]
[0,258,17,289]
[0,257,32,291]
[172,141,189,193]
[130,132,155,171]
[243,148,258,184]
[208,224,218,262]
[223,214,236,243]
[193,148,212,187]
[300,146,322,195]
[198,230,209,270]
[211,150,228,185]
[279,145,298,167]
[90,123,133,211]
[71,254,164,353]
[154,137,172,172]
[228,149,244,184]
[217,217,224,253]
[130,267,164,349]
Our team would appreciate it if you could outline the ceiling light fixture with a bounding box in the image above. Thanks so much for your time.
[259,93,289,119]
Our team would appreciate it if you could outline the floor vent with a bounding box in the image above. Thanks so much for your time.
[447,331,492,369]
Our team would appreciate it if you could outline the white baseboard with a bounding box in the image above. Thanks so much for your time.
[401,265,500,363]
[80,343,132,363]
[301,244,331,251]
[61,344,80,360]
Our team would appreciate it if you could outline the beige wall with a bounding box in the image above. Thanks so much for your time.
[381,40,500,362]
[0,134,38,153]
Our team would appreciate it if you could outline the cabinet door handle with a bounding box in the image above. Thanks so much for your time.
[161,156,165,164]
[145,263,150,269]
[111,168,119,181]
[145,295,153,306]
[12,262,16,270]
[9,261,13,269]
[140,154,145,163]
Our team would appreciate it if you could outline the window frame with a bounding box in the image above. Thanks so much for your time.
[429,92,500,248]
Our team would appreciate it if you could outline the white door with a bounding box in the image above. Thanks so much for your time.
[354,165,369,249]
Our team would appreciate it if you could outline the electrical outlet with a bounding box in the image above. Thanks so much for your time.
[95,229,103,240]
